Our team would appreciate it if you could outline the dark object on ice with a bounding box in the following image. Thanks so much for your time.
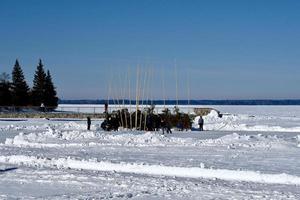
[177,120,184,131]
[161,107,191,132]
[161,117,172,134]
[165,118,172,134]
[146,113,161,131]
[87,116,91,130]
[198,116,204,131]
[0,119,27,121]
[104,103,108,114]
[101,111,120,131]
[160,118,166,134]
[0,167,18,173]
[100,106,192,132]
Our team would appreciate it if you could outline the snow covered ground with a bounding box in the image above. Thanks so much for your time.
[1,105,300,199]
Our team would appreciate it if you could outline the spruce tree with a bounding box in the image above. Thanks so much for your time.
[44,70,58,109]
[11,60,30,106]
[0,72,12,106]
[31,59,47,106]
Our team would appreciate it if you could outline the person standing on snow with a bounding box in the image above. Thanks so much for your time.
[198,116,204,131]
[161,117,172,134]
[87,116,91,130]
[166,118,172,134]
[161,118,166,134]
[162,116,172,134]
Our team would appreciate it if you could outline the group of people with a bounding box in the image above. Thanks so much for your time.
[87,115,205,132]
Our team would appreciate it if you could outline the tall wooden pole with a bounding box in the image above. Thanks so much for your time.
[187,70,190,113]
[140,67,148,130]
[118,71,124,128]
[162,67,166,109]
[124,70,128,129]
[150,67,154,106]
[128,67,132,130]
[107,73,111,112]
[109,69,117,108]
[135,65,140,129]
[175,59,178,106]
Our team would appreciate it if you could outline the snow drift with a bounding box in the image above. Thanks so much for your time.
[1,155,300,186]
[194,110,300,132]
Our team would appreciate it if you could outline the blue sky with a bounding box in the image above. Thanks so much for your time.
[0,0,300,99]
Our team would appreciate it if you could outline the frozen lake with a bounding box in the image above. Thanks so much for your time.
[0,105,300,199]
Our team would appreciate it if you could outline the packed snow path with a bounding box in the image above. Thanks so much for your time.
[1,106,300,199]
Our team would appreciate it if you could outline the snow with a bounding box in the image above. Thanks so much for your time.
[194,109,300,132]
[1,105,300,199]
[1,155,300,185]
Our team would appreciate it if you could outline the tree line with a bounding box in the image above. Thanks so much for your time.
[0,59,58,109]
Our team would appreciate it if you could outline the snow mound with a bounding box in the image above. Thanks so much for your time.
[0,122,87,133]
[58,122,86,130]
[4,130,186,147]
[201,133,292,149]
[194,110,300,132]
[205,110,220,118]
[4,127,100,147]
[110,132,193,146]
[1,155,300,186]
[4,129,295,150]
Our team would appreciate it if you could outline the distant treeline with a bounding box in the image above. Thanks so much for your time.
[0,59,58,108]
[59,99,300,105]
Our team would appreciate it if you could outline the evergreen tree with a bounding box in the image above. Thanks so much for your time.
[0,72,12,106]
[31,59,47,106]
[44,70,58,109]
[11,60,30,106]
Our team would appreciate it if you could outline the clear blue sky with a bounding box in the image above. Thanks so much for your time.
[1,0,300,100]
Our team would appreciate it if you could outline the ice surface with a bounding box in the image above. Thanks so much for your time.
[0,105,300,199]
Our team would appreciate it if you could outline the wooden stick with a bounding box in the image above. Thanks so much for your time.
[175,59,179,106]
[140,67,148,130]
[128,67,132,130]
[135,65,140,129]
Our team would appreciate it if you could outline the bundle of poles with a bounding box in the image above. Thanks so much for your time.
[104,62,191,131]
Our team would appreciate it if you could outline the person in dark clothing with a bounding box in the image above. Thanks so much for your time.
[161,117,172,134]
[166,120,172,134]
[161,118,166,134]
[177,119,184,131]
[87,116,91,130]
[146,114,154,131]
[198,116,204,131]
[104,103,108,114]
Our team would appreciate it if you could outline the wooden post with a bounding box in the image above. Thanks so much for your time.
[129,67,132,130]
[175,59,179,107]
[135,65,140,129]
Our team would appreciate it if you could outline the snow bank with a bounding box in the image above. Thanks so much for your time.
[4,130,295,150]
[194,110,300,132]
[0,122,86,133]
[2,118,297,149]
[1,155,300,186]
[205,133,293,149]
[0,124,42,132]
[4,131,193,148]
